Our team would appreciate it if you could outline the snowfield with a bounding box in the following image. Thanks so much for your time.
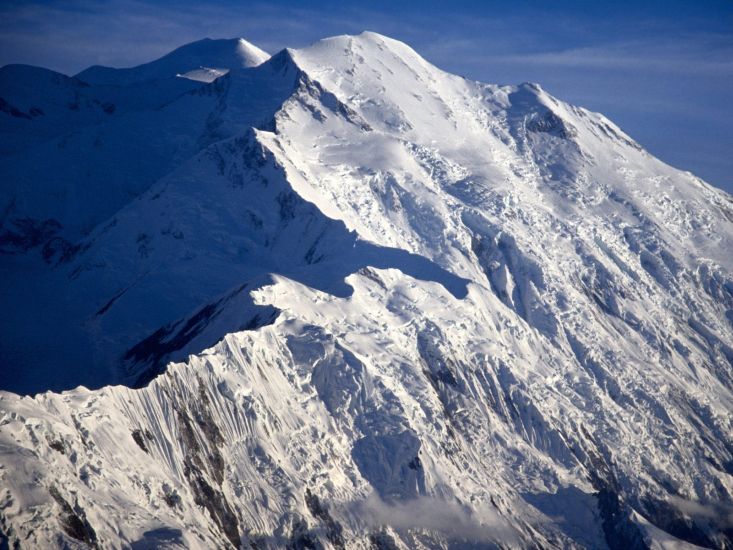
[1,32,732,549]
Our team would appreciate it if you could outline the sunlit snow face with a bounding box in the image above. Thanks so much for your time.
[1,26,732,550]
[1,0,731,192]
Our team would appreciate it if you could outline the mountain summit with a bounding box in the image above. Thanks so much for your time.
[1,32,732,549]
[76,37,270,85]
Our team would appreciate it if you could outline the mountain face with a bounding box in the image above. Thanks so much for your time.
[1,31,732,549]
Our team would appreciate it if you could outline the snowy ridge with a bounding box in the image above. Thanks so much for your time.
[1,32,733,549]
[76,38,270,86]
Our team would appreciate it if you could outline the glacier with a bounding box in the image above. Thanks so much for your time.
[1,31,732,549]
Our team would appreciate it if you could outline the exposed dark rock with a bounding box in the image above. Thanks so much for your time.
[124,284,279,388]
[193,382,226,484]
[47,438,65,454]
[42,236,86,264]
[418,324,460,395]
[297,73,373,132]
[71,414,92,449]
[161,483,182,509]
[131,429,149,453]
[277,191,299,221]
[175,385,240,548]
[369,530,399,550]
[95,284,134,317]
[185,469,240,548]
[0,97,31,119]
[136,232,152,258]
[305,489,345,549]
[595,486,647,550]
[0,517,20,550]
[125,301,221,385]
[0,217,62,254]
[287,519,322,550]
[407,456,422,471]
[48,485,98,548]
[526,110,577,139]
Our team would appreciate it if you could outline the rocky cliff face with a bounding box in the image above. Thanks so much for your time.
[1,32,732,549]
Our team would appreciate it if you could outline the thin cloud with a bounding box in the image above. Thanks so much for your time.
[352,493,521,545]
[668,496,733,528]
[491,41,733,76]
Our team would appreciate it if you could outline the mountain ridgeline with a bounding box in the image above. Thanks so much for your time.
[1,32,732,549]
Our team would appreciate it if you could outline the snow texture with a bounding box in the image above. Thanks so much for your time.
[1,32,733,549]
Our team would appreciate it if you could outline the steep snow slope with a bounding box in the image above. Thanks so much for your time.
[1,32,733,549]
[0,53,308,392]
[0,37,272,248]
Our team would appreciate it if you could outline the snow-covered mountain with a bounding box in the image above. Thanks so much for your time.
[77,38,270,86]
[1,32,732,549]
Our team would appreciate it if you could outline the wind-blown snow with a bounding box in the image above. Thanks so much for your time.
[1,31,732,549]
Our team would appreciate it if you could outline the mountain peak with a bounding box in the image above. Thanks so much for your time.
[235,37,269,59]
[294,30,423,65]
[1,30,733,550]
[76,37,270,86]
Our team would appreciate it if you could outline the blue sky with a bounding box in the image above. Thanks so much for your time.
[1,0,732,193]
